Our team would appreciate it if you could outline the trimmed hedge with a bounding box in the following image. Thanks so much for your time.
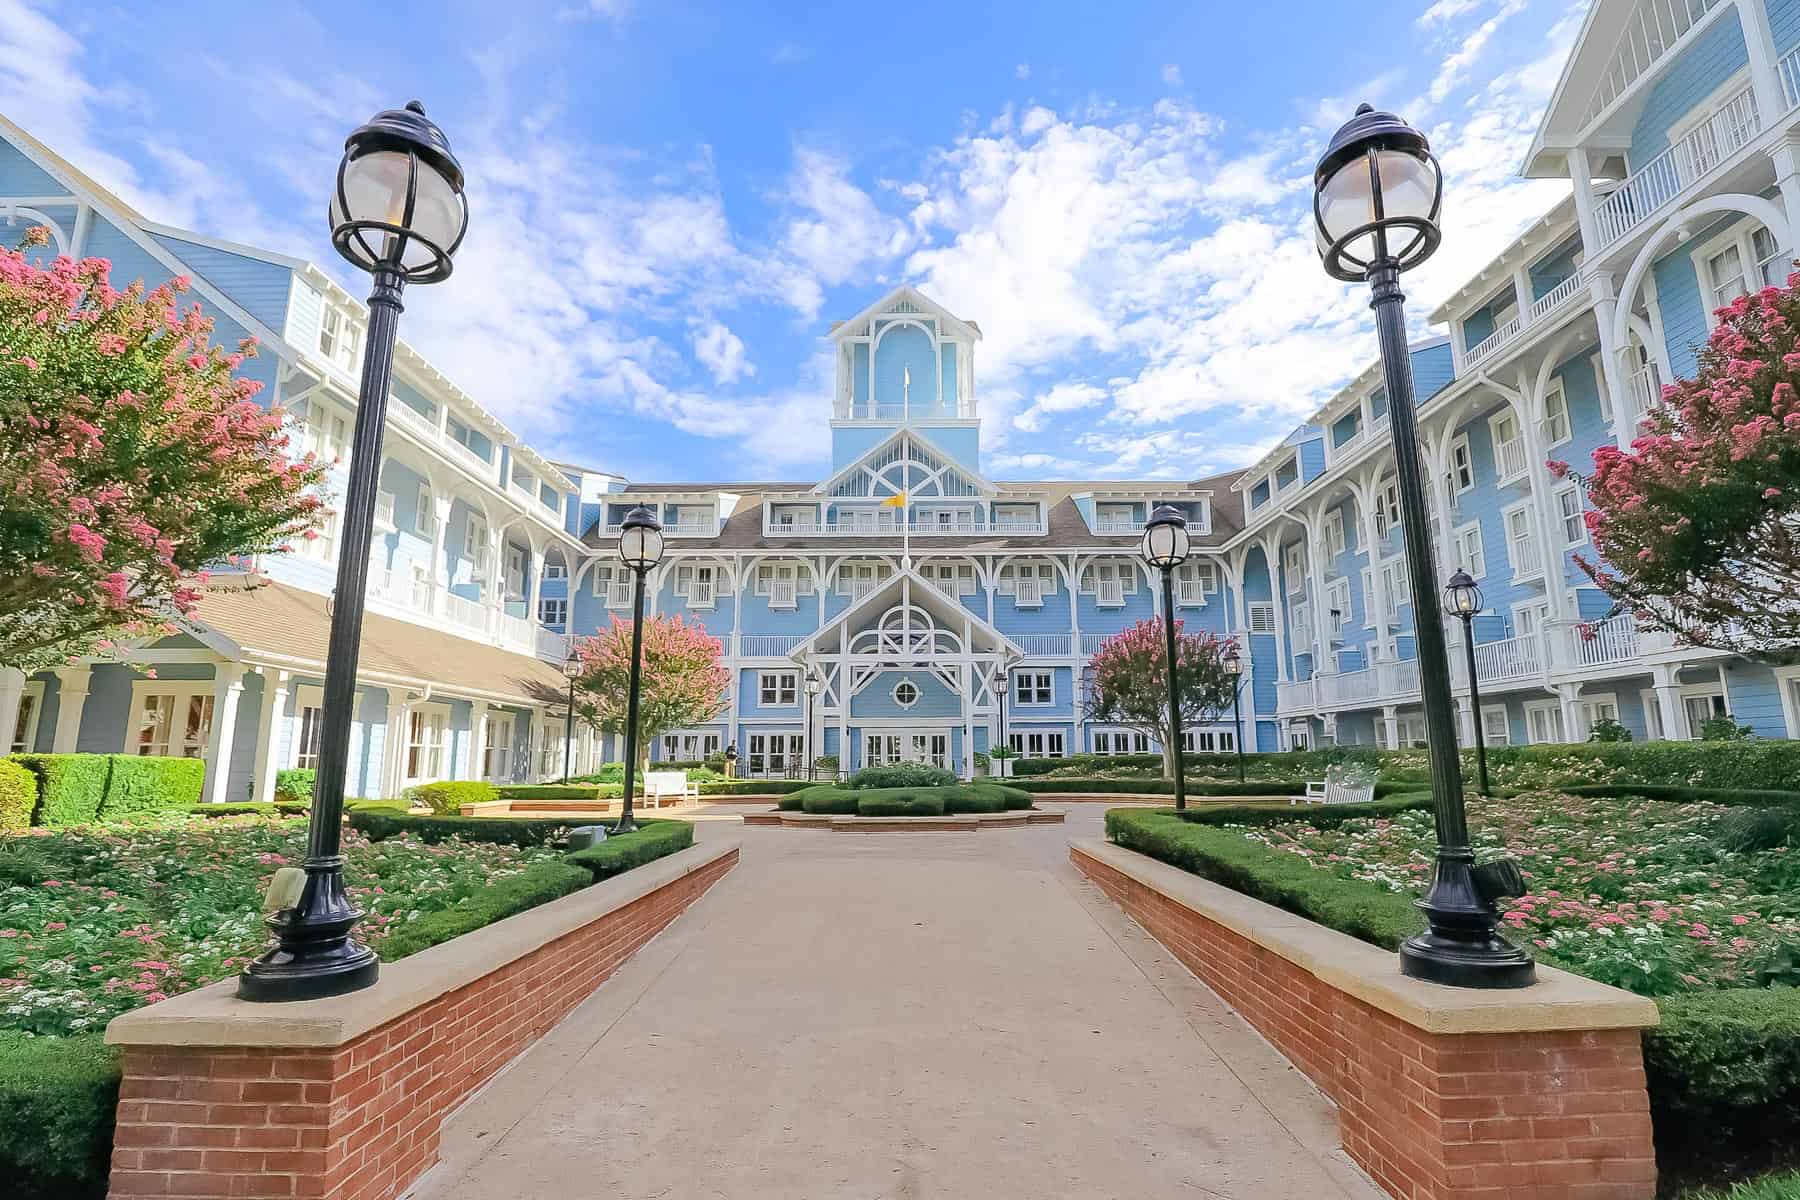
[349,809,580,847]
[1565,784,1800,809]
[847,762,957,789]
[699,779,818,796]
[407,780,498,815]
[187,801,310,819]
[0,1032,120,1199]
[98,756,204,819]
[8,753,109,826]
[374,861,593,960]
[273,768,314,802]
[497,783,621,801]
[783,783,1037,815]
[1016,777,1307,797]
[564,819,695,881]
[858,793,946,816]
[0,760,35,831]
[1645,988,1800,1137]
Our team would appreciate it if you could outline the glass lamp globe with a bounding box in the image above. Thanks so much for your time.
[1314,104,1442,281]
[617,507,665,571]
[1140,505,1191,569]
[1222,645,1243,677]
[1443,569,1483,620]
[330,101,468,283]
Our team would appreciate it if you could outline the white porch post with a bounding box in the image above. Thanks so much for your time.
[1738,0,1788,120]
[1456,696,1475,746]
[1652,665,1687,741]
[0,668,24,754]
[960,662,975,779]
[381,688,411,798]
[204,665,247,805]
[52,666,92,753]
[1555,683,1583,745]
[1381,705,1400,751]
[426,496,453,616]
[251,669,290,804]
[470,702,490,781]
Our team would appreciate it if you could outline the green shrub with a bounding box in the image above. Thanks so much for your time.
[799,787,861,815]
[1014,777,1309,797]
[782,783,1034,815]
[0,760,35,831]
[1714,806,1800,854]
[857,792,945,816]
[374,861,593,960]
[273,768,315,801]
[1700,715,1758,742]
[564,819,695,881]
[699,779,815,796]
[348,808,578,847]
[97,755,205,818]
[1104,807,1426,949]
[568,763,626,784]
[1587,717,1633,743]
[497,783,620,801]
[947,786,1005,813]
[0,1032,120,1199]
[186,801,309,818]
[848,762,956,789]
[1644,988,1800,1140]
[406,780,499,815]
[1567,785,1800,810]
[8,754,109,827]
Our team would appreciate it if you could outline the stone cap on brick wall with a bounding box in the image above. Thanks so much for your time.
[1073,838,1660,1035]
[106,834,741,1051]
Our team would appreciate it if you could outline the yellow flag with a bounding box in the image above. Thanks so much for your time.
[881,492,908,508]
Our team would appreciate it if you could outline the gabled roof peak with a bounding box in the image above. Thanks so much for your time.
[829,285,981,343]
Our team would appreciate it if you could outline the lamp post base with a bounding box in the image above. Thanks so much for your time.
[237,860,381,1002]
[1400,929,1536,989]
[238,944,379,1002]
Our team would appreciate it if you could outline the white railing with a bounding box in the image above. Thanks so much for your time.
[601,518,717,538]
[1093,518,1141,535]
[496,611,534,649]
[1494,435,1527,481]
[1176,581,1207,606]
[1318,667,1382,707]
[1528,271,1586,323]
[1595,84,1761,247]
[373,491,396,531]
[761,519,1048,537]
[536,627,569,662]
[1014,578,1044,607]
[739,634,806,657]
[1573,613,1641,666]
[769,579,797,609]
[443,590,488,632]
[1510,533,1542,579]
[1582,1,1722,127]
[691,579,715,607]
[1081,633,1110,655]
[1782,44,1800,108]
[1464,314,1523,367]
[1464,631,1544,684]
[1015,634,1073,656]
[1276,679,1315,714]
[1097,578,1125,607]
[607,581,635,608]
[1623,362,1665,428]
[1379,659,1419,697]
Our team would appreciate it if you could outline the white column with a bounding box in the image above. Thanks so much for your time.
[1259,534,1291,684]
[204,665,247,805]
[1768,135,1800,274]
[468,701,489,780]
[1738,0,1787,121]
[1382,705,1400,750]
[1652,665,1687,741]
[381,688,411,798]
[1566,148,1602,253]
[52,666,91,753]
[251,669,290,804]
[1556,683,1583,744]
[426,496,453,616]
[526,544,545,633]
[1456,696,1475,746]
[0,669,24,755]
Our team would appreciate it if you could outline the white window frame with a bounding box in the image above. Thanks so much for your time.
[1554,484,1587,548]
[403,701,452,786]
[1092,729,1151,755]
[292,685,325,771]
[1323,510,1346,557]
[1579,692,1621,739]
[1693,213,1785,327]
[126,680,215,759]
[1379,557,1411,609]
[1502,500,1542,581]
[891,679,921,709]
[759,671,799,708]
[1480,704,1511,746]
[414,484,433,536]
[503,544,527,601]
[1523,699,1567,745]
[1360,566,1377,631]
[1000,561,1056,607]
[483,712,516,782]
[1283,542,1306,594]
[1014,671,1054,707]
[1375,478,1401,536]
[543,559,568,581]
[672,563,718,609]
[1174,559,1213,607]
[1541,381,1572,447]
[10,680,45,754]
[1007,730,1066,757]
[463,514,487,560]
[1325,577,1352,632]
[1488,409,1526,484]
[920,561,977,597]
[1453,521,1486,579]
[1080,561,1138,604]
[538,595,568,626]
[1248,601,1277,633]
[1448,434,1475,493]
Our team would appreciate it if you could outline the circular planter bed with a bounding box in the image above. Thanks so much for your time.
[747,782,1060,831]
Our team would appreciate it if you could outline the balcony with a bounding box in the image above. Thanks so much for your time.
[1571,613,1640,667]
[739,634,807,657]
[1593,83,1761,248]
[1092,518,1142,535]
[1014,634,1074,657]
[377,402,571,536]
[1494,434,1528,482]
[1081,633,1109,656]
[761,518,1047,537]
[1462,270,1593,371]
[601,518,718,538]
[364,577,565,662]
[1621,362,1665,429]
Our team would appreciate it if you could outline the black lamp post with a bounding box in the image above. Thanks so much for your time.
[1222,641,1246,783]
[804,670,821,780]
[562,645,580,783]
[240,101,468,1003]
[1141,506,1191,812]
[614,506,664,834]
[991,666,1008,778]
[1444,569,1490,797]
[1315,104,1532,988]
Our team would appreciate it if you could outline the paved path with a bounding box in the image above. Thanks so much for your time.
[408,808,1385,1200]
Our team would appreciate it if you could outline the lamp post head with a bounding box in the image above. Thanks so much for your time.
[1443,568,1483,621]
[330,100,468,283]
[1140,504,1192,570]
[1314,103,1442,282]
[562,647,582,681]
[617,506,665,571]
[805,671,821,696]
[1222,642,1243,677]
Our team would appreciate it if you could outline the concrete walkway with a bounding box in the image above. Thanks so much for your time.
[407,808,1386,1200]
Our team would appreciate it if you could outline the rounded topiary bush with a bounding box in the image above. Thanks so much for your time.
[798,787,860,815]
[857,791,945,817]
[408,780,499,815]
[847,762,956,789]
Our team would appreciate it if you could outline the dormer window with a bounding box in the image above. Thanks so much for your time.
[1096,502,1137,533]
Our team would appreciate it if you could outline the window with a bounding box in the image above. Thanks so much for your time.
[538,596,568,626]
[1284,543,1306,593]
[1291,600,1313,644]
[1175,560,1214,606]
[405,705,449,783]
[759,671,799,707]
[920,562,976,596]
[1683,691,1728,738]
[1093,730,1151,755]
[463,514,487,559]
[1514,600,1551,640]
[1380,559,1410,609]
[1555,485,1586,547]
[1489,410,1526,483]
[484,713,516,781]
[891,679,920,709]
[1580,694,1620,738]
[318,307,361,372]
[1096,502,1136,530]
[1453,522,1486,579]
[1753,224,1785,288]
[1707,241,1748,311]
[132,688,213,758]
[750,733,806,775]
[294,701,323,770]
[1008,730,1066,757]
[660,732,721,762]
[1525,701,1566,745]
[1448,435,1474,493]
[1374,479,1401,536]
[1325,578,1352,631]
[1082,561,1137,606]
[756,562,812,608]
[1361,567,1377,626]
[1481,705,1511,746]
[10,682,43,754]
[544,559,568,580]
[1541,382,1571,446]
[674,564,718,608]
[1504,503,1539,578]
[1000,561,1055,606]
[1324,510,1346,557]
[593,563,633,608]
[504,545,527,600]
[302,404,350,464]
[1014,671,1053,706]
[838,561,891,599]
[1248,601,1276,633]
[1183,729,1236,752]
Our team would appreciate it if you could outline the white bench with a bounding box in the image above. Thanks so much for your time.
[644,770,701,808]
[1300,765,1376,806]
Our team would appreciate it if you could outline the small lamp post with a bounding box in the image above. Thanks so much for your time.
[991,665,1009,778]
[240,101,467,1003]
[804,670,822,780]
[1444,569,1490,796]
[1315,104,1532,988]
[561,645,581,783]
[1141,506,1191,811]
[1222,641,1246,783]
[615,506,665,834]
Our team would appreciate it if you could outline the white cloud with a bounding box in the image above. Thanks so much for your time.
[1013,381,1107,432]
[1427,0,1526,104]
[1417,0,1482,26]
[1161,64,1184,88]
[691,319,754,385]
[778,148,911,315]
[1015,63,1031,80]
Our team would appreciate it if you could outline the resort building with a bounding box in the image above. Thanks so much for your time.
[7,0,1800,797]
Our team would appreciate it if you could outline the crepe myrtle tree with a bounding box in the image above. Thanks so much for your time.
[1552,276,1800,655]
[0,229,324,672]
[1082,618,1238,780]
[567,613,730,773]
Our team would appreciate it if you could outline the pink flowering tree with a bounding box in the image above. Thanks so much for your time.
[567,615,729,775]
[1082,618,1239,779]
[0,229,324,672]
[1552,279,1800,653]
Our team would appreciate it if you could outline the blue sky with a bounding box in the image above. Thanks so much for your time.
[4,0,1582,482]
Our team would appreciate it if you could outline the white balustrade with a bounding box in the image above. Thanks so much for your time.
[1572,614,1641,667]
[1594,85,1760,247]
[1014,634,1073,657]
[739,634,806,657]
[1464,314,1523,367]
[1276,679,1316,715]
[1528,272,1585,323]
[1081,633,1109,656]
[1623,363,1665,428]
[1467,632,1543,684]
[1494,435,1527,481]
[760,518,1048,537]
[496,611,534,649]
[1097,579,1125,607]
[443,590,489,632]
[536,627,569,663]
[769,579,798,609]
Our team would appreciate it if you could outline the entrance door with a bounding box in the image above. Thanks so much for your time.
[864,733,947,770]
[907,733,948,769]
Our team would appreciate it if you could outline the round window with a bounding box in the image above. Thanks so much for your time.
[892,680,920,709]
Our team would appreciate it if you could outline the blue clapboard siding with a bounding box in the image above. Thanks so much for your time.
[151,234,294,335]
[1628,10,1749,167]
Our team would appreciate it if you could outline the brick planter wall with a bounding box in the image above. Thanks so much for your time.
[1073,842,1658,1200]
[106,843,737,1200]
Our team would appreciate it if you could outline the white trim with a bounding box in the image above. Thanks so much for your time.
[1452,520,1487,580]
[124,679,216,757]
[1479,703,1511,746]
[10,679,45,754]
[1447,433,1475,494]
